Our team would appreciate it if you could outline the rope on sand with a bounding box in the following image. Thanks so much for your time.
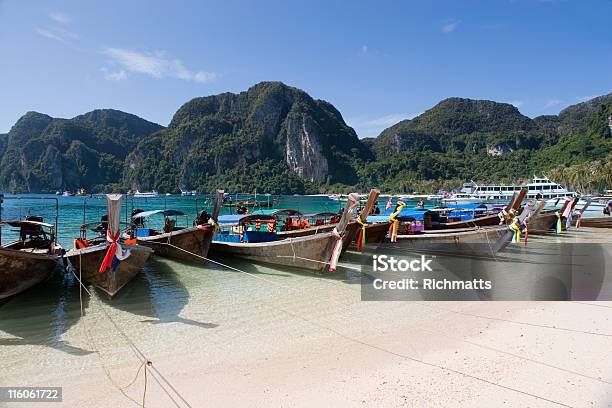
[417,302,612,338]
[67,261,189,408]
[157,242,580,407]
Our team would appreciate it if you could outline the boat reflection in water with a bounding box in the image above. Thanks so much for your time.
[97,257,218,329]
[0,272,92,355]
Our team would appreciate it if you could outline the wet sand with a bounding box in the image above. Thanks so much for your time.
[1,228,612,407]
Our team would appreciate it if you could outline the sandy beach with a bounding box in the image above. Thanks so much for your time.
[2,228,612,407]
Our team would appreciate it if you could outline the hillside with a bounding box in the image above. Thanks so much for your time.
[0,110,162,192]
[362,94,612,192]
[124,81,373,194]
[0,85,610,194]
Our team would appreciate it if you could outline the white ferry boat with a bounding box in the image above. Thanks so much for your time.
[133,190,159,198]
[460,176,576,201]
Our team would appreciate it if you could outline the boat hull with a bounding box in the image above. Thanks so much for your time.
[578,217,612,228]
[392,226,510,256]
[210,233,336,272]
[66,244,153,297]
[276,222,359,254]
[0,247,60,301]
[137,225,215,263]
[364,222,391,244]
[526,212,564,234]
[441,214,501,229]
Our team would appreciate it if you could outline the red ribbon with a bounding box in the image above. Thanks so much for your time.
[357,228,363,251]
[99,230,120,273]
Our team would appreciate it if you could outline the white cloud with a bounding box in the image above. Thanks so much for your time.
[442,20,461,33]
[35,26,79,43]
[509,100,524,107]
[100,68,128,81]
[49,12,71,24]
[544,99,564,109]
[361,45,368,54]
[102,48,216,83]
[348,113,420,138]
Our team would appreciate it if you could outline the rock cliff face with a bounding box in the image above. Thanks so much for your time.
[124,81,372,193]
[0,110,162,192]
[487,143,513,156]
[285,113,329,182]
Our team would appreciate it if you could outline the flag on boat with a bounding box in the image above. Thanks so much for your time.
[385,196,393,211]
[99,194,132,273]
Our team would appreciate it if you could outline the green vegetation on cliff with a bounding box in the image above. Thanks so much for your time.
[124,82,372,194]
[363,94,612,193]
[0,110,162,192]
[1,83,610,194]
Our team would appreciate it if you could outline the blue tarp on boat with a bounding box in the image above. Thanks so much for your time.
[374,208,432,221]
[217,214,249,225]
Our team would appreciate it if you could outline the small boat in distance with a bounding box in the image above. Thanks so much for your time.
[133,190,159,198]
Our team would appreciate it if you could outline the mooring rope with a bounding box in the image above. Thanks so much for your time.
[262,260,612,386]
[67,262,189,408]
[155,242,587,406]
[417,302,612,338]
[70,262,150,407]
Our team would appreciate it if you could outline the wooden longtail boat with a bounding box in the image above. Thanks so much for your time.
[389,202,533,257]
[66,194,153,297]
[274,189,381,250]
[440,188,527,229]
[129,191,223,263]
[527,197,579,234]
[210,192,360,272]
[0,218,63,302]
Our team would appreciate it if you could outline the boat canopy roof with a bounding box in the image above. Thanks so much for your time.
[301,212,337,218]
[443,203,488,210]
[217,213,277,225]
[251,209,302,216]
[0,220,54,229]
[373,208,432,222]
[132,209,186,219]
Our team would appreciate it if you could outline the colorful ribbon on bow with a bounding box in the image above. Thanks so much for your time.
[555,211,562,234]
[328,227,343,272]
[99,230,121,273]
[509,219,521,243]
[389,201,406,243]
[356,216,366,251]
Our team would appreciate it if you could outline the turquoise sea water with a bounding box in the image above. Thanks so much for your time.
[0,194,350,246]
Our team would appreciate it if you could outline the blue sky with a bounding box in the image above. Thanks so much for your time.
[1,0,611,137]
